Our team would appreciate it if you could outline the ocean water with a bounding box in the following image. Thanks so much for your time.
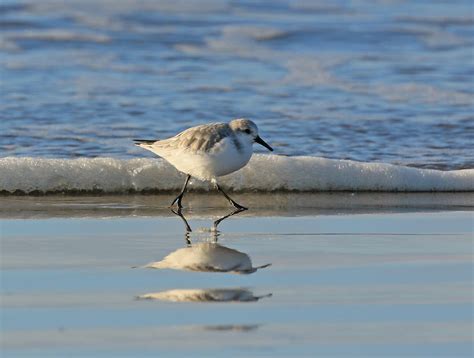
[1,0,473,170]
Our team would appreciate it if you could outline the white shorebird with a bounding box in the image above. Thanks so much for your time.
[134,118,273,209]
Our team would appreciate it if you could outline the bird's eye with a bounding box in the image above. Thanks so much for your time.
[244,129,251,134]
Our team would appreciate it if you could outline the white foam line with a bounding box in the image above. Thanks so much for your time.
[0,155,472,194]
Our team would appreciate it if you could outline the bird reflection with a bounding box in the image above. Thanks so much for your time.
[203,324,260,332]
[136,209,272,303]
[142,208,271,274]
[137,288,272,303]
[143,242,270,274]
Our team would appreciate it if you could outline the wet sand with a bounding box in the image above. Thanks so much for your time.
[1,194,473,357]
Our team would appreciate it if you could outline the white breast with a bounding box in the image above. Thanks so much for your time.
[159,136,253,180]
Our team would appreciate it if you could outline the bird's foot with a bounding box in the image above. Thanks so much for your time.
[229,200,248,211]
[169,196,184,209]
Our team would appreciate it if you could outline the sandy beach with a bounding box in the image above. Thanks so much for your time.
[1,194,472,357]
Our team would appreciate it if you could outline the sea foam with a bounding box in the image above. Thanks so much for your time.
[0,155,472,194]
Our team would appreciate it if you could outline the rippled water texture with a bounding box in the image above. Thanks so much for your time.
[1,0,473,169]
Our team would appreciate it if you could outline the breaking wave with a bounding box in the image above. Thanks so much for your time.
[0,155,472,194]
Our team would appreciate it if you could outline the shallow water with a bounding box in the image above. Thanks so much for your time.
[1,0,473,169]
[1,196,473,357]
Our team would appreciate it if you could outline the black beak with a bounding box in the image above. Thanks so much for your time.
[255,135,273,152]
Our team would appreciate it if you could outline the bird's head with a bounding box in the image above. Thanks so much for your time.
[229,118,273,152]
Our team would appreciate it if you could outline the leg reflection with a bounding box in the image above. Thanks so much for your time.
[171,207,192,233]
[170,207,246,241]
[213,207,246,231]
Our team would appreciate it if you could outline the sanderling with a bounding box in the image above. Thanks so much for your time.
[134,118,273,209]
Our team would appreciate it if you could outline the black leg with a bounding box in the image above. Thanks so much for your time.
[170,174,191,208]
[215,183,248,210]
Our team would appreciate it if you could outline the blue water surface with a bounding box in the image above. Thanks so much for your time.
[1,0,473,169]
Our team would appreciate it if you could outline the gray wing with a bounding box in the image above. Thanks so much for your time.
[167,123,233,152]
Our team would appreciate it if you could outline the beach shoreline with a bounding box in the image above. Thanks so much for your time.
[1,192,473,219]
[1,194,472,356]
